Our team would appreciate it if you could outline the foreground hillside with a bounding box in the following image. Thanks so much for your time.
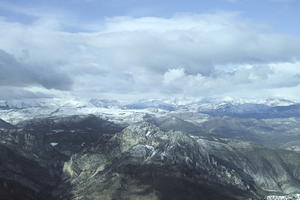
[0,115,300,200]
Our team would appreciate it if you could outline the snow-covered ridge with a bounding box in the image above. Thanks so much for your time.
[0,97,298,124]
[0,98,171,125]
[0,97,296,110]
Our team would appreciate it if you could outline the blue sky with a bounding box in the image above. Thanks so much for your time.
[1,0,299,35]
[0,0,300,101]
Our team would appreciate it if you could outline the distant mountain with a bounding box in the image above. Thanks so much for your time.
[151,114,300,147]
[144,115,203,134]
[123,99,177,111]
[200,102,300,119]
[280,140,300,152]
[0,118,14,129]
[1,97,300,124]
[197,97,296,107]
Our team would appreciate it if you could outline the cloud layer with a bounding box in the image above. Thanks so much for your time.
[0,50,72,90]
[1,12,300,100]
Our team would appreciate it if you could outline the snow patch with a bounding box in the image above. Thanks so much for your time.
[50,142,59,147]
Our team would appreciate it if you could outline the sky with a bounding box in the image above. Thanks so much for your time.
[0,0,300,101]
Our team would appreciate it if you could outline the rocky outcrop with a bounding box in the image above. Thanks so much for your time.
[266,194,300,200]
[60,122,300,200]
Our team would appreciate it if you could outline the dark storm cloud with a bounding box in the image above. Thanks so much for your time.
[0,86,53,100]
[0,49,72,90]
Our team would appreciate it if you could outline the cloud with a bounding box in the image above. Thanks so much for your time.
[0,49,72,90]
[0,86,53,100]
[1,12,300,100]
[163,68,186,84]
[161,63,300,98]
[94,14,300,72]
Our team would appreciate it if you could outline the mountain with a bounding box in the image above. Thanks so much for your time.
[144,115,204,134]
[60,122,300,200]
[1,115,300,199]
[2,97,300,149]
[196,97,296,107]
[123,99,177,111]
[280,140,300,152]
[201,103,270,116]
[0,115,123,200]
[0,98,169,125]
[199,102,300,119]
[0,99,43,109]
[0,144,60,200]
[2,97,300,126]
[0,118,14,129]
[149,114,300,148]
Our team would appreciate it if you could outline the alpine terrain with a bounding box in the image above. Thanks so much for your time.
[1,98,300,200]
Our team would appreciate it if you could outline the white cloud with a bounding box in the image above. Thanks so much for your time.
[163,68,185,84]
[1,13,300,100]
[161,63,300,98]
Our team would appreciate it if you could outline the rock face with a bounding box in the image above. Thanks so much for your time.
[60,122,300,200]
[1,116,300,200]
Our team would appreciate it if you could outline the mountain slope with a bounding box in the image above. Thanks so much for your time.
[0,115,123,200]
[1,115,300,200]
[60,122,300,200]
[0,118,14,129]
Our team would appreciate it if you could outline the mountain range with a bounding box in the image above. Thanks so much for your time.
[1,97,300,199]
